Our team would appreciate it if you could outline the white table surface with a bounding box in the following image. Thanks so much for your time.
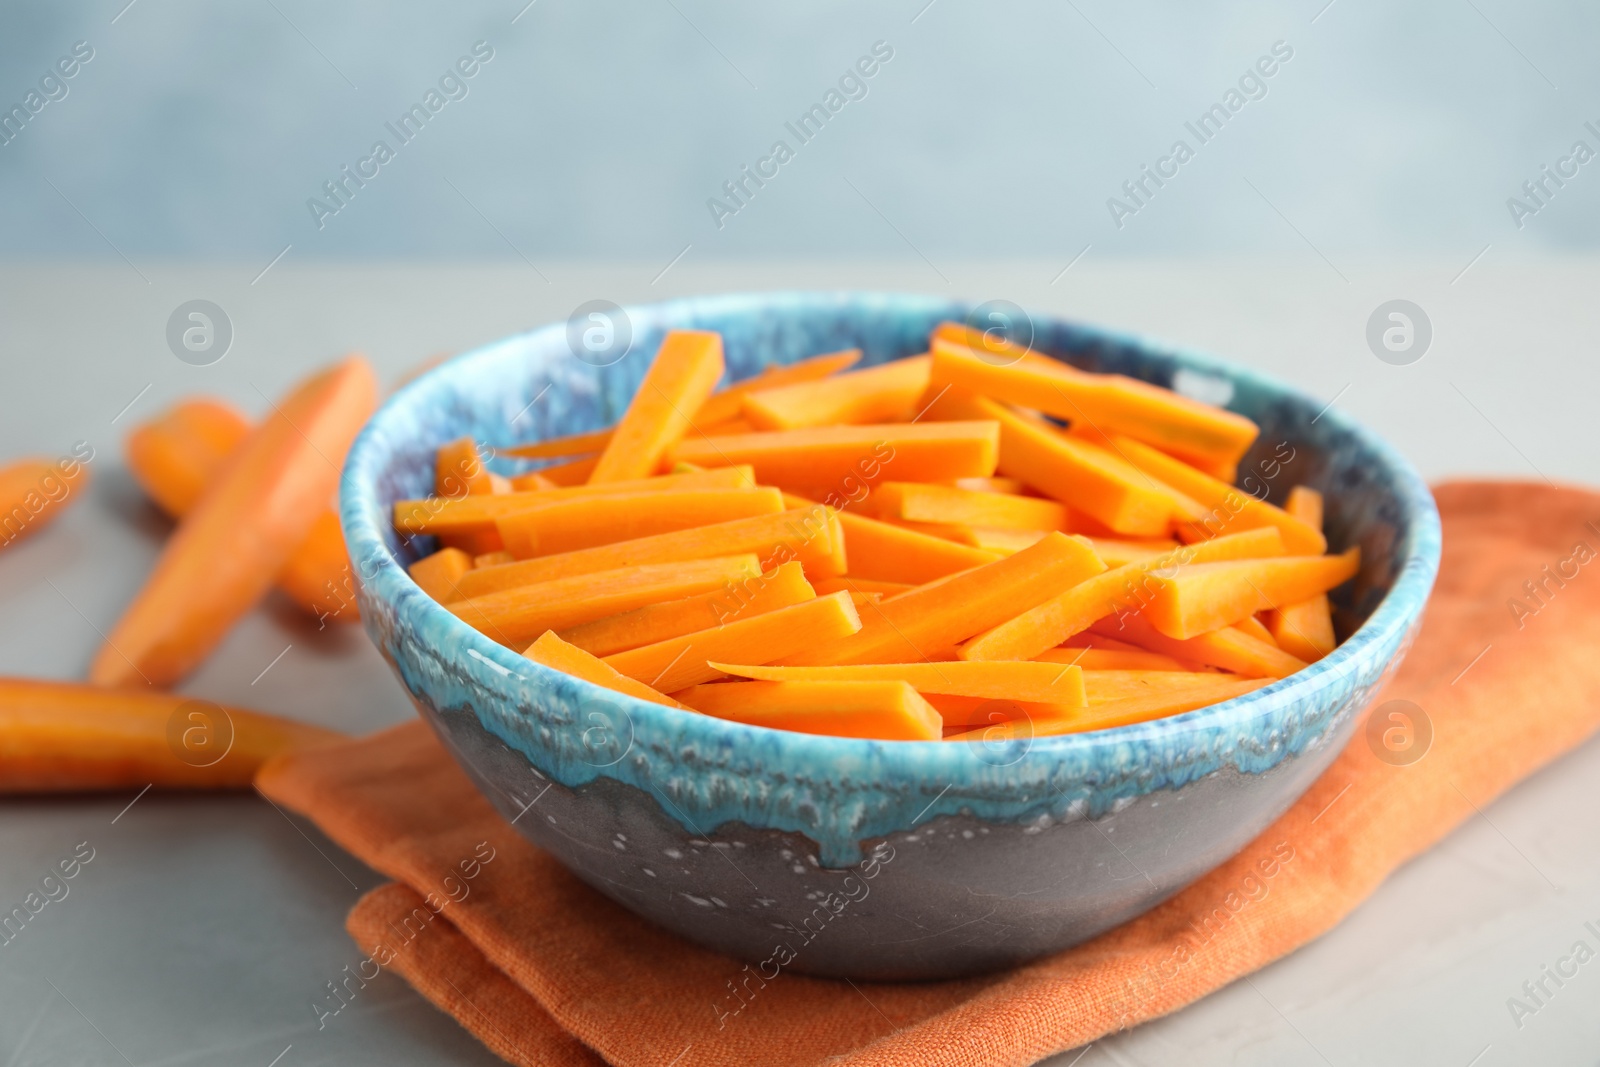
[1,259,1596,1066]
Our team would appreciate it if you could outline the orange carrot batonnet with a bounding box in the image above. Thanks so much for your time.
[1089,614,1308,679]
[668,421,1000,488]
[408,546,474,604]
[556,561,815,657]
[522,631,684,709]
[741,355,930,430]
[495,486,785,558]
[448,555,763,648]
[1035,647,1196,672]
[919,388,1197,536]
[589,330,726,483]
[1105,433,1326,554]
[959,526,1289,661]
[708,659,1086,705]
[781,531,1106,666]
[92,357,379,687]
[929,328,1260,468]
[604,591,863,692]
[871,480,1068,532]
[673,679,941,741]
[781,490,1000,584]
[455,506,845,599]
[1267,485,1339,660]
[1141,548,1361,640]
[393,467,756,536]
[0,677,344,792]
[809,575,916,597]
[502,349,861,460]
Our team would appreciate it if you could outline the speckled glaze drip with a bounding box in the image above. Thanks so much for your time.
[342,292,1440,869]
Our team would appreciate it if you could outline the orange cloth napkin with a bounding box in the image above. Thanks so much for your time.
[258,481,1600,1067]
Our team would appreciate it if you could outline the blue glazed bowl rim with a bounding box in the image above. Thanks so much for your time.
[341,290,1442,771]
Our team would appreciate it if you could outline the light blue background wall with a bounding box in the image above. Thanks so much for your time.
[1,0,1596,262]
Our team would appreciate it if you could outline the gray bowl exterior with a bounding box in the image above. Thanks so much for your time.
[340,292,1440,981]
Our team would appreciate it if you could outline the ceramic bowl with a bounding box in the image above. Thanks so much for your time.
[340,292,1440,981]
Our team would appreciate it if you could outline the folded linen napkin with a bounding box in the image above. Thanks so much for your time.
[258,482,1600,1066]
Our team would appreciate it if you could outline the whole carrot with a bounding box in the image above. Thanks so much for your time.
[125,399,359,624]
[0,450,93,552]
[91,357,378,687]
[0,677,344,792]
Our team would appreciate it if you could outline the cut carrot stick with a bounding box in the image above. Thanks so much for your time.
[963,527,1050,554]
[1269,587,1338,664]
[948,476,1026,494]
[1267,486,1339,661]
[522,631,684,709]
[1089,615,1308,679]
[590,330,725,483]
[695,349,862,424]
[741,356,930,430]
[474,550,515,568]
[408,547,473,604]
[557,561,815,656]
[781,531,1106,666]
[1141,548,1361,640]
[1232,612,1278,646]
[450,555,762,648]
[125,398,250,517]
[438,528,505,556]
[0,454,93,552]
[435,437,498,498]
[920,389,1196,535]
[872,481,1068,531]
[919,693,1087,727]
[1035,647,1195,672]
[394,467,756,537]
[1284,484,1322,527]
[509,471,560,490]
[502,349,860,460]
[531,454,600,486]
[673,680,941,741]
[275,509,358,622]
[1019,676,1270,735]
[456,506,844,599]
[783,491,1001,584]
[605,591,862,692]
[502,427,611,462]
[1082,537,1181,567]
[91,357,378,687]
[1080,669,1250,702]
[1105,433,1325,554]
[124,400,358,623]
[959,526,1290,662]
[929,329,1260,469]
[811,576,915,597]
[707,660,1085,705]
[496,487,785,558]
[668,421,1000,487]
[0,676,343,792]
